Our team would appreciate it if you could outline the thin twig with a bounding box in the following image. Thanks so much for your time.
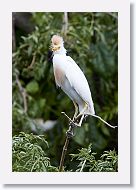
[28,53,36,69]
[59,110,117,171]
[91,114,117,128]
[15,73,28,113]
[61,112,77,125]
[80,159,86,172]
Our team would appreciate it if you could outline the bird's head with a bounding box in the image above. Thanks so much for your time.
[51,35,64,52]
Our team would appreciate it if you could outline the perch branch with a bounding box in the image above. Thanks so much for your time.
[59,113,78,172]
[59,136,70,172]
[59,110,117,171]
[15,73,28,113]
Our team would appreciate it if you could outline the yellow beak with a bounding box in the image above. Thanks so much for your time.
[51,45,60,52]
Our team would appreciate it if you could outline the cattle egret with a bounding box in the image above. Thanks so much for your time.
[51,35,117,128]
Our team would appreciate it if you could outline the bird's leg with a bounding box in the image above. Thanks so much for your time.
[61,103,88,128]
[76,114,85,127]
[75,103,88,121]
[72,101,79,121]
[74,103,88,127]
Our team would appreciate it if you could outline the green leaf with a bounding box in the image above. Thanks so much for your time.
[73,127,85,146]
[26,81,39,94]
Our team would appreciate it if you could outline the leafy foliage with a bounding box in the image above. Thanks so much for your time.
[12,132,58,172]
[12,12,118,171]
[70,144,118,172]
[12,133,117,172]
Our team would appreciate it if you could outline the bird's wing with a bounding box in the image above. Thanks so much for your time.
[65,56,94,108]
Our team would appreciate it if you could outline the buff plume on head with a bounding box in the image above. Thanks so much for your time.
[51,35,66,54]
[51,35,63,45]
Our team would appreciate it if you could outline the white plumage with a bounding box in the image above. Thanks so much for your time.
[51,35,117,128]
[53,54,95,115]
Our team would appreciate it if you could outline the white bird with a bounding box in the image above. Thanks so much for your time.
[51,35,117,128]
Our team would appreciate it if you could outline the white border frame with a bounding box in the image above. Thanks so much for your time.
[0,0,130,184]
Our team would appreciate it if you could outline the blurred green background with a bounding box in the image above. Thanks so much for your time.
[12,12,118,171]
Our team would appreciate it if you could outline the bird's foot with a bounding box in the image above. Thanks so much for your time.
[66,129,75,138]
[73,122,81,128]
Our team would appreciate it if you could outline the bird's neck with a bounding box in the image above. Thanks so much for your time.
[53,46,67,55]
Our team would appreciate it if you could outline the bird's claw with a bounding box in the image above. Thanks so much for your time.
[73,122,81,128]
[69,121,81,128]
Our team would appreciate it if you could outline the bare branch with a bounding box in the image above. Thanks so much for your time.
[15,73,28,113]
[80,159,86,172]
[91,114,118,128]
[59,110,117,171]
[59,136,70,172]
[61,12,68,38]
[28,53,36,69]
[59,113,78,172]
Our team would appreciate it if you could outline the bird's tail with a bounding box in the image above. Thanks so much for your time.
[83,102,95,115]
